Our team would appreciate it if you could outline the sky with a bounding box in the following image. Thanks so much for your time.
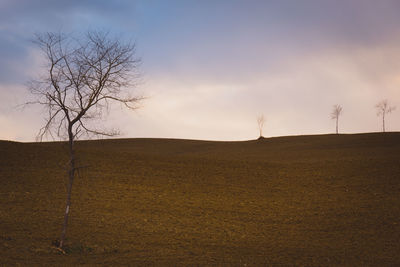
[1,0,400,141]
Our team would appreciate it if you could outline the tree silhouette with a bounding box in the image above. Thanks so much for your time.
[28,31,142,250]
[257,114,266,138]
[331,104,343,134]
[375,100,395,132]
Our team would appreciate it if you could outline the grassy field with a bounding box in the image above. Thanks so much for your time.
[1,133,400,266]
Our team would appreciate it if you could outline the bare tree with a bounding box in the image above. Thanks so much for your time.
[257,114,266,138]
[331,104,343,134]
[28,31,141,250]
[376,100,396,132]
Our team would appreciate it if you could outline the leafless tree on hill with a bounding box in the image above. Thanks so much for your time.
[28,31,142,250]
[257,114,265,138]
[375,100,395,132]
[331,104,343,134]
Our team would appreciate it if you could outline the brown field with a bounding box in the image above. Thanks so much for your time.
[1,133,400,266]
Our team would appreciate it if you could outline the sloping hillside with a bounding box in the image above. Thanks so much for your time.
[1,133,400,265]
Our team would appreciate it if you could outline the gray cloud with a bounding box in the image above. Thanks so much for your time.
[1,0,400,141]
[0,33,29,84]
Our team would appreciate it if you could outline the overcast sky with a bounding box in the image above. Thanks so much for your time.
[1,0,400,141]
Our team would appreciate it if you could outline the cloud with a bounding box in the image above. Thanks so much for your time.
[0,84,43,141]
[1,1,400,141]
[113,42,400,140]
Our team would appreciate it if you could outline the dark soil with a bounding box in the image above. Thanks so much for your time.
[1,133,400,266]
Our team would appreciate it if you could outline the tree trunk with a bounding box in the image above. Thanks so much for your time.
[59,127,75,249]
[383,113,385,132]
[336,117,339,134]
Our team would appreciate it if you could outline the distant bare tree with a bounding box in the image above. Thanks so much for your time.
[331,104,343,134]
[376,100,396,132]
[28,31,141,250]
[257,114,266,138]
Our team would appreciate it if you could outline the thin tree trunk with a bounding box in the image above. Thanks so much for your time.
[336,117,339,134]
[59,128,75,249]
[383,113,385,132]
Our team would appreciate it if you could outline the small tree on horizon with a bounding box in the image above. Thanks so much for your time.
[257,114,266,138]
[376,100,396,132]
[28,31,142,250]
[331,104,343,134]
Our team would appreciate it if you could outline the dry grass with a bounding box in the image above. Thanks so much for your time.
[1,133,400,266]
